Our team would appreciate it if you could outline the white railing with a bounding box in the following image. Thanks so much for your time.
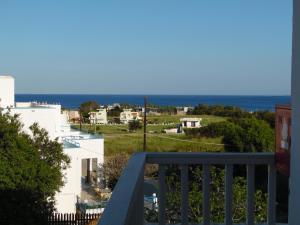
[99,152,276,225]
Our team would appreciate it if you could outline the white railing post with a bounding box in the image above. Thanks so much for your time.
[289,0,300,224]
[158,165,166,225]
[203,164,211,225]
[247,164,255,225]
[181,165,189,225]
[268,164,276,225]
[225,165,233,225]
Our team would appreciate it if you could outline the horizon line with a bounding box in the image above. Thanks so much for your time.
[15,93,291,97]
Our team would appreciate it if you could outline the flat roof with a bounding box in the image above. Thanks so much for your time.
[0,75,14,79]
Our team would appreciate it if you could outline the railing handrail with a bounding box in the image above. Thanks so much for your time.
[98,152,276,225]
[99,152,146,225]
[146,152,275,165]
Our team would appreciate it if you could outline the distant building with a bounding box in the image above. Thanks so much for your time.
[120,109,141,124]
[176,107,187,116]
[275,105,291,176]
[164,124,183,134]
[68,110,80,122]
[0,76,15,109]
[180,117,202,128]
[176,106,194,115]
[89,109,108,124]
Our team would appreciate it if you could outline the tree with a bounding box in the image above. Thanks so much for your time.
[79,101,100,122]
[107,106,123,117]
[184,118,275,153]
[224,118,275,152]
[102,153,129,189]
[0,114,70,225]
[253,111,275,128]
[128,120,142,132]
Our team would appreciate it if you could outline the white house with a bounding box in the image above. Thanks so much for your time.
[63,110,80,123]
[0,76,14,109]
[120,109,141,124]
[0,76,104,214]
[89,109,108,124]
[180,117,202,128]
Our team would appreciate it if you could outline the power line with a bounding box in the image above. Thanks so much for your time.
[146,133,228,146]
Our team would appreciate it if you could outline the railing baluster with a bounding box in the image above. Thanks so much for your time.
[247,164,255,225]
[268,164,276,225]
[203,164,211,225]
[133,167,145,225]
[158,164,166,225]
[181,165,189,225]
[225,164,233,225]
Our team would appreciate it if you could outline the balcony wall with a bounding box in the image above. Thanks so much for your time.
[99,152,277,225]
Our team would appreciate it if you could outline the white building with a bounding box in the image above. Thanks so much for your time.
[180,118,202,128]
[89,109,108,124]
[0,76,15,109]
[120,109,141,124]
[0,76,104,214]
[63,110,80,123]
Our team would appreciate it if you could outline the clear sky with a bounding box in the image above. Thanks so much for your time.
[0,0,293,95]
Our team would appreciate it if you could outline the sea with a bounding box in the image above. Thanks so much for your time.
[15,94,291,112]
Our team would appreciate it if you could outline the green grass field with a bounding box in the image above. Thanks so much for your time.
[73,114,226,157]
[146,114,227,126]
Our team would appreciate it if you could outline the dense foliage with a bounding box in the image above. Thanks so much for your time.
[224,118,275,152]
[79,101,100,121]
[0,114,70,225]
[128,120,142,131]
[102,153,129,189]
[107,106,123,117]
[184,118,275,152]
[188,104,275,128]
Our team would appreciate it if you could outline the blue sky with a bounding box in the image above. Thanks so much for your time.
[0,0,292,95]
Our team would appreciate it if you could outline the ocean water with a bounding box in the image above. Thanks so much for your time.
[15,94,291,112]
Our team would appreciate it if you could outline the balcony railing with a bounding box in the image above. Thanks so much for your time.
[99,152,276,225]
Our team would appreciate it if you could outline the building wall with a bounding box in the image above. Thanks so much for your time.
[275,105,291,176]
[120,110,141,124]
[0,76,14,109]
[182,121,201,128]
[55,138,104,213]
[90,109,108,124]
[289,0,300,223]
[10,107,62,140]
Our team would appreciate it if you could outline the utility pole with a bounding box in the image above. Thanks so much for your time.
[79,112,82,131]
[143,96,147,152]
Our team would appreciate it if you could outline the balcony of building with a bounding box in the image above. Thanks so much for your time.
[98,152,280,225]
